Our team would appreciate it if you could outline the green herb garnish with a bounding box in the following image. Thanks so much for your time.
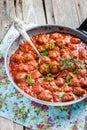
[60,56,74,69]
[45,64,50,69]
[60,56,85,70]
[46,73,52,80]
[41,47,48,56]
[41,47,47,52]
[27,74,33,86]
[58,92,65,98]
[49,42,55,49]
[65,74,74,84]
[41,51,48,56]
[80,64,86,69]
[60,56,73,62]
[74,68,79,73]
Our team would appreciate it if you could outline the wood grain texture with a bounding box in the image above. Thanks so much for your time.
[74,0,87,23]
[0,0,15,40]
[13,123,24,130]
[52,0,79,27]
[22,0,46,24]
[0,117,23,130]
[44,0,55,24]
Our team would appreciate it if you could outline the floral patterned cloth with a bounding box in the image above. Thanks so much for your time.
[0,24,87,130]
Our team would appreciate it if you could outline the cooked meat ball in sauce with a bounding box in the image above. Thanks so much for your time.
[9,32,87,102]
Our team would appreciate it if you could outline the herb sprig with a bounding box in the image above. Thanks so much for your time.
[58,92,65,98]
[27,74,33,86]
[65,73,74,84]
[60,56,85,70]
[45,64,50,69]
[41,47,48,56]
[45,73,52,80]
[49,42,55,49]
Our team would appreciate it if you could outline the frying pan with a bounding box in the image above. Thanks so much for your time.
[5,19,87,106]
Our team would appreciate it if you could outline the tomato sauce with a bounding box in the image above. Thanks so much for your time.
[9,32,87,102]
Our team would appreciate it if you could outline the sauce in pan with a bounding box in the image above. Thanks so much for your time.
[9,32,87,102]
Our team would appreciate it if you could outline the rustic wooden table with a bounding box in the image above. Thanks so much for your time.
[0,0,87,130]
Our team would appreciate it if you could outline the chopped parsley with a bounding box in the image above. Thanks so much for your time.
[65,74,74,84]
[41,47,47,52]
[45,64,50,69]
[80,64,86,69]
[46,73,52,80]
[58,92,65,98]
[60,56,85,70]
[41,47,48,56]
[49,42,55,49]
[27,74,33,86]
[74,68,79,73]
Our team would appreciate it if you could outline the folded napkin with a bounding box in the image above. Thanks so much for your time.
[0,23,87,130]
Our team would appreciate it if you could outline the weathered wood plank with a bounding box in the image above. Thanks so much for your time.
[0,0,16,40]
[44,0,55,24]
[74,0,87,23]
[22,0,46,24]
[0,117,23,130]
[52,0,79,27]
[15,0,23,19]
[13,123,24,130]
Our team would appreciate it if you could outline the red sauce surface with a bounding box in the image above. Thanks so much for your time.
[9,32,87,102]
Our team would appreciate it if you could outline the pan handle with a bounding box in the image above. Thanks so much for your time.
[77,18,87,35]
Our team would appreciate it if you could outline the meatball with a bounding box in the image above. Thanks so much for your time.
[65,42,76,50]
[22,53,34,62]
[48,50,60,59]
[39,63,50,75]
[39,56,51,64]
[49,81,61,92]
[62,84,72,92]
[33,83,44,94]
[78,48,87,59]
[55,77,64,86]
[28,60,38,68]
[80,78,87,88]
[70,77,80,87]
[17,63,30,72]
[50,32,63,40]
[30,70,41,79]
[62,93,74,102]
[10,53,23,63]
[38,90,53,101]
[50,61,59,74]
[49,85,60,92]
[70,37,81,44]
[73,87,85,96]
[14,72,26,83]
[61,49,71,58]
[77,69,86,77]
[37,34,50,44]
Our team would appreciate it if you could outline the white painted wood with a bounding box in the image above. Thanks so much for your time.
[0,0,15,40]
[52,0,79,27]
[0,117,23,130]
[44,0,55,24]
[22,0,46,24]
[75,0,87,23]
